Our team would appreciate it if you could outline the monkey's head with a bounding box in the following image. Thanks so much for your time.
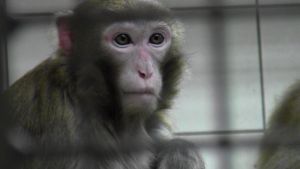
[57,0,185,116]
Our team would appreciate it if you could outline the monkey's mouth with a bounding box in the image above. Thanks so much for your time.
[123,89,156,96]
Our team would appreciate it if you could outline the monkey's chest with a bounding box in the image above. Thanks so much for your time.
[23,145,155,169]
[72,127,155,169]
[73,150,155,169]
[74,131,155,169]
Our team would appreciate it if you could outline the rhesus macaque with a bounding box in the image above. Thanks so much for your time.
[257,81,300,169]
[1,0,205,169]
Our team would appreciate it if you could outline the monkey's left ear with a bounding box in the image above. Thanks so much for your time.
[56,16,72,57]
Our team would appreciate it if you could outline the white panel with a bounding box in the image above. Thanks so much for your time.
[7,8,263,133]
[177,133,263,169]
[8,21,56,84]
[171,9,263,133]
[161,0,255,8]
[261,7,300,123]
[7,0,77,14]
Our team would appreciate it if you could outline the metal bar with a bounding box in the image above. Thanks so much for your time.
[0,0,9,92]
[6,3,300,19]
[255,0,267,130]
[175,129,264,136]
[206,1,232,168]
[172,3,300,11]
[10,12,54,18]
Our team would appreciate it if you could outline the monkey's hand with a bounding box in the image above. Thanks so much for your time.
[154,139,205,169]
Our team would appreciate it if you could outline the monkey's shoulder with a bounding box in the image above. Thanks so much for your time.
[268,80,300,127]
[8,56,70,94]
[4,57,73,127]
[258,80,300,168]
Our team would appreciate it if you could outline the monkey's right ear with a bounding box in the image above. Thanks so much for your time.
[56,16,72,57]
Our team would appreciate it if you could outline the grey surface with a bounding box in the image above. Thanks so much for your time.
[260,0,300,5]
[177,133,263,169]
[8,21,56,84]
[260,7,300,123]
[7,0,77,14]
[171,8,263,132]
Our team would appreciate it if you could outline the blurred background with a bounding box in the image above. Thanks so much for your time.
[1,0,300,169]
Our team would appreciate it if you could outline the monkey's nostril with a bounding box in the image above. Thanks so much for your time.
[138,71,146,79]
[138,70,152,79]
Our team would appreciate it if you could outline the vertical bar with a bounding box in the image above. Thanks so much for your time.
[207,2,232,169]
[255,0,267,130]
[0,1,21,169]
[0,0,9,93]
[210,9,230,135]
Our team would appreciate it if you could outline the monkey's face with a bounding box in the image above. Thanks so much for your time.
[102,21,172,114]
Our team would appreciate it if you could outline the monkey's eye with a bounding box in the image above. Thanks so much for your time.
[149,33,165,46]
[114,33,132,47]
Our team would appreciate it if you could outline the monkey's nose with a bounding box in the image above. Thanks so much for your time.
[138,70,153,79]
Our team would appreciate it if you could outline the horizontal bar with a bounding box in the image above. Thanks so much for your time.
[8,3,300,19]
[172,3,300,10]
[174,129,264,136]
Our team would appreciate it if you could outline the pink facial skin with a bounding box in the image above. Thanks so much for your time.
[104,34,113,44]
[137,47,154,80]
[101,22,173,114]
[139,48,150,61]
[57,17,72,56]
